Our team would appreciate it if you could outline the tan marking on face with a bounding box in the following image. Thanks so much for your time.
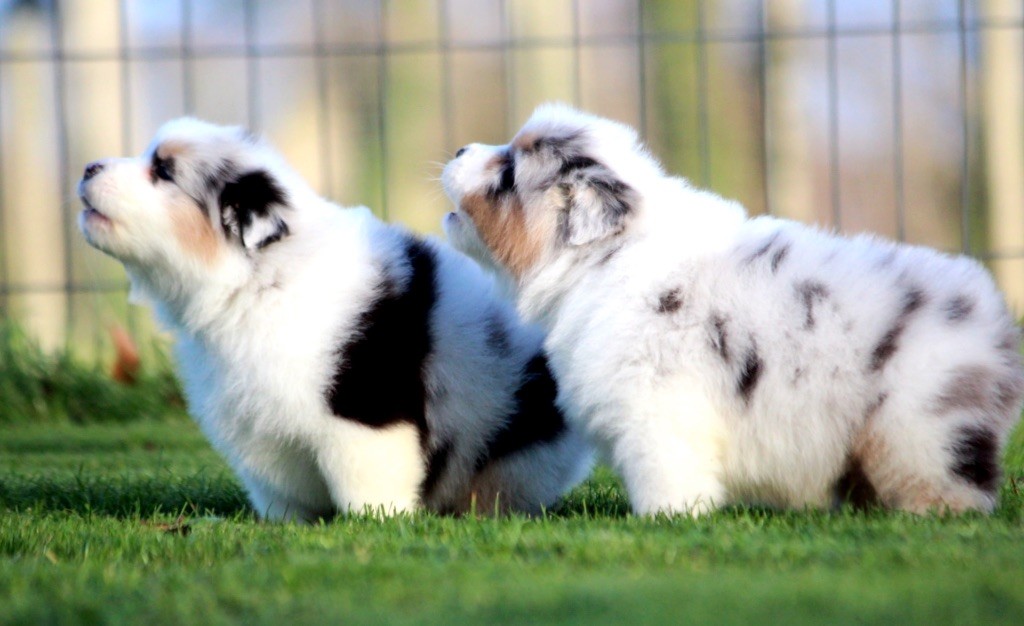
[512,132,540,152]
[484,152,505,169]
[157,140,191,161]
[170,194,220,265]
[459,193,545,278]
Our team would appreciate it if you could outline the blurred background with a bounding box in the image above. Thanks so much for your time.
[0,0,1022,365]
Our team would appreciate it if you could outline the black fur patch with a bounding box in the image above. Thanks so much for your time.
[737,346,763,403]
[657,288,683,314]
[483,311,513,358]
[150,153,175,183]
[326,239,438,438]
[795,280,830,330]
[420,439,453,502]
[218,169,290,248]
[943,295,974,322]
[835,458,878,509]
[869,288,926,372]
[709,314,730,362]
[476,355,566,470]
[487,152,517,199]
[950,425,999,492]
[558,155,599,176]
[219,171,285,226]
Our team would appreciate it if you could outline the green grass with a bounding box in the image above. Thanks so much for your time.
[2,420,1024,625]
[2,320,1024,624]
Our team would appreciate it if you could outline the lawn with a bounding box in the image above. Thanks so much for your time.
[2,419,1024,625]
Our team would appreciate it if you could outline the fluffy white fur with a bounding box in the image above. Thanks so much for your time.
[442,103,1024,516]
[78,118,591,521]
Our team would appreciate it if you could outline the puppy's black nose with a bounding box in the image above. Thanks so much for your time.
[83,161,104,181]
[455,146,469,158]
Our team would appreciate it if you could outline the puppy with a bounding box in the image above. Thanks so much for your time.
[77,118,591,520]
[442,103,1024,515]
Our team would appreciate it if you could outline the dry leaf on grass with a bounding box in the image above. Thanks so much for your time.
[142,515,192,536]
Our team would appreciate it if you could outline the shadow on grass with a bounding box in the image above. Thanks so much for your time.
[0,469,632,521]
[0,470,252,518]
[4,463,1021,525]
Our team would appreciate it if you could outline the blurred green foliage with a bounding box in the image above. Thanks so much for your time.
[0,318,186,424]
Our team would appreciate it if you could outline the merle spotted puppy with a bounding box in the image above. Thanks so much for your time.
[442,103,1024,515]
[77,118,591,520]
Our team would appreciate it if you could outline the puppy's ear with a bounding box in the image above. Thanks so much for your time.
[218,170,290,250]
[559,165,637,246]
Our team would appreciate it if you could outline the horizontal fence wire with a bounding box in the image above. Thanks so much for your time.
[2,18,1024,64]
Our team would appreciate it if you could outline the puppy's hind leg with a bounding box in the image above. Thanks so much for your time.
[611,382,727,517]
[849,372,1020,515]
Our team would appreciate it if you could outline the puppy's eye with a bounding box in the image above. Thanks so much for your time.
[152,158,174,183]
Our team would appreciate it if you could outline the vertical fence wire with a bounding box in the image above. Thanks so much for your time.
[500,0,516,135]
[244,0,260,131]
[758,0,772,216]
[571,0,581,107]
[438,0,454,155]
[312,0,334,199]
[892,0,906,242]
[958,0,972,254]
[376,0,389,220]
[117,1,132,156]
[635,0,647,139]
[181,0,194,115]
[695,0,711,188]
[826,0,841,230]
[48,0,74,341]
[117,0,137,339]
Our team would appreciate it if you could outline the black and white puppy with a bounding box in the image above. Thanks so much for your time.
[78,118,591,520]
[442,103,1024,516]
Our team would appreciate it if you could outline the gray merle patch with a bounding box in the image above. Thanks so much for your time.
[737,345,763,403]
[656,288,683,314]
[795,280,830,330]
[869,287,926,372]
[943,296,973,323]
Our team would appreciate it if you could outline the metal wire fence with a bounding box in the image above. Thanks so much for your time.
[0,0,1022,361]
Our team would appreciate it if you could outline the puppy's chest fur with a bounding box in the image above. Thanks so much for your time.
[173,225,390,460]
